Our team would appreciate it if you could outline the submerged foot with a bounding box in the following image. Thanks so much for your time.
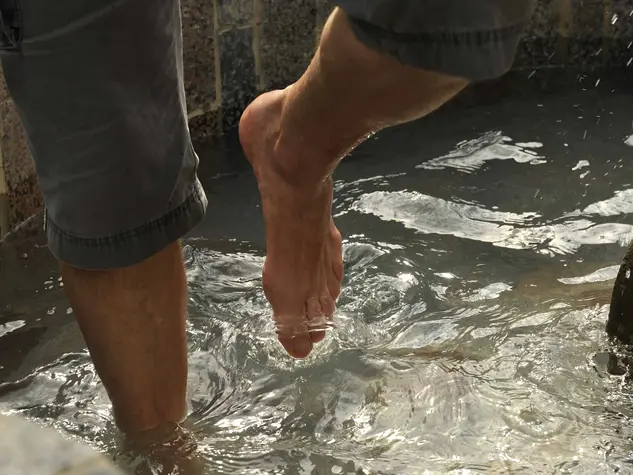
[239,89,344,358]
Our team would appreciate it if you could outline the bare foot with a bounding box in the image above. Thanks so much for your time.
[239,89,344,358]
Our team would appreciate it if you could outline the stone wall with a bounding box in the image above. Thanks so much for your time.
[0,80,42,238]
[518,0,633,69]
[1,0,633,236]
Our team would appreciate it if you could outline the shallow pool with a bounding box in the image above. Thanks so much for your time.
[2,69,633,474]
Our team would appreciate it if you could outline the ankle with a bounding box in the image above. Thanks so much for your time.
[242,89,331,192]
[270,141,331,194]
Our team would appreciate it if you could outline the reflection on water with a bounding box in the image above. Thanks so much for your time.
[415,131,547,172]
[3,74,633,474]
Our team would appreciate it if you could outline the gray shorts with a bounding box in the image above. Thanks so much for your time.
[0,0,534,271]
[0,0,207,270]
[334,0,536,80]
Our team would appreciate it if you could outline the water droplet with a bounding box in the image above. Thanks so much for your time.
[47,307,56,315]
[595,78,601,87]
[66,307,73,315]
[572,160,589,171]
[627,58,632,67]
[611,14,618,25]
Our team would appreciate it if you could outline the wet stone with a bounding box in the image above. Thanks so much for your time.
[220,26,257,128]
[0,415,123,475]
[607,239,633,344]
[216,0,254,26]
[181,0,217,116]
[260,0,317,89]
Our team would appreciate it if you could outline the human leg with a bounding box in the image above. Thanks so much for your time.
[0,0,206,434]
[240,1,535,358]
[61,243,189,434]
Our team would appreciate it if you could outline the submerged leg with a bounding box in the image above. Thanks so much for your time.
[1,0,206,434]
[62,242,189,433]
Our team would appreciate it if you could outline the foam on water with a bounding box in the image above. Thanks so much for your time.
[415,131,546,172]
[351,190,633,255]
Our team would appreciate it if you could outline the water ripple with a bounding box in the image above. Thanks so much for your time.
[3,83,633,473]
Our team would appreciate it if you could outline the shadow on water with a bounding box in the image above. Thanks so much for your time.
[3,69,633,473]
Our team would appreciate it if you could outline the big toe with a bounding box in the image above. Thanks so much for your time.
[279,334,313,358]
[309,294,335,344]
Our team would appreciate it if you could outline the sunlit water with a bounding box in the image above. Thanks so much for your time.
[2,71,633,474]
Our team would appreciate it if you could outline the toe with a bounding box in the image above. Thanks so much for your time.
[319,294,336,316]
[279,334,313,358]
[307,295,330,344]
[329,221,344,282]
[310,294,335,343]
[306,296,325,320]
[310,330,326,343]
[328,266,342,300]
[273,309,314,358]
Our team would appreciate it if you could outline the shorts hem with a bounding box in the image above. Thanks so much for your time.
[348,18,530,81]
[45,179,208,270]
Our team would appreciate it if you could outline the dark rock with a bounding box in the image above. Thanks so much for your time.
[607,240,633,344]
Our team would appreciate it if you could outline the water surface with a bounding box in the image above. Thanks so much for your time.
[2,70,633,474]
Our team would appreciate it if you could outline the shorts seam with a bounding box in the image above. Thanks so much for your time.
[44,182,205,247]
[350,18,529,46]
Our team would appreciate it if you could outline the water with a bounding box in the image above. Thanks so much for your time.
[2,70,633,474]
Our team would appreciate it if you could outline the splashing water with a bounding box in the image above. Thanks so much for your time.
[1,73,633,474]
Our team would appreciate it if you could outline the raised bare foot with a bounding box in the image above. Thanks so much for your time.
[239,89,344,358]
